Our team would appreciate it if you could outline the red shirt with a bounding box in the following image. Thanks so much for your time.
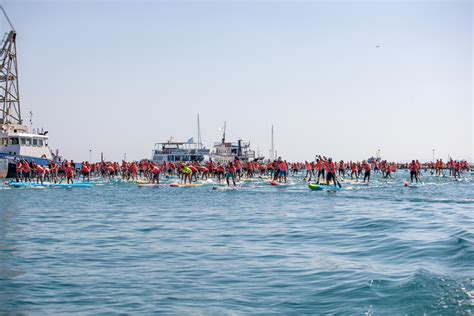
[35,165,45,174]
[66,167,74,178]
[324,161,336,173]
[22,162,31,172]
[316,161,323,171]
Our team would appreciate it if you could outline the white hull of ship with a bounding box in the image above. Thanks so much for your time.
[0,158,8,178]
[210,154,235,164]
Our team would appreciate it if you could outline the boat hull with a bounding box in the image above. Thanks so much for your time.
[0,158,7,178]
[0,153,51,178]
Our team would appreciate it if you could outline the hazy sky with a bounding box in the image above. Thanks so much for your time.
[3,0,472,162]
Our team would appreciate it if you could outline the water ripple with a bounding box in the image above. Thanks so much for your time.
[0,173,472,314]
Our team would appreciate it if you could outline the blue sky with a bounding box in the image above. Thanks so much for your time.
[3,0,472,162]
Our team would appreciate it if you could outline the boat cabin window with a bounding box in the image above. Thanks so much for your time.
[1,138,7,146]
[32,139,38,146]
[38,139,43,146]
[10,137,19,145]
[21,138,26,145]
[26,138,31,146]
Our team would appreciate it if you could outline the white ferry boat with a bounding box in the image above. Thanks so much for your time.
[210,122,255,164]
[0,7,53,178]
[152,138,210,163]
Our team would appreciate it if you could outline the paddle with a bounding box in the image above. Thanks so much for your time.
[417,170,424,185]
[334,174,342,188]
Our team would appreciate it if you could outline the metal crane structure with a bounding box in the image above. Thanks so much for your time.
[0,5,24,130]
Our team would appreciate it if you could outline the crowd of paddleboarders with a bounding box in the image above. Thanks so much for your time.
[9,156,471,188]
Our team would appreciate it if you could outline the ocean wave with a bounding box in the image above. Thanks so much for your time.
[367,269,473,315]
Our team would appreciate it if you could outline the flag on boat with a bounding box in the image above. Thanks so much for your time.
[187,137,194,144]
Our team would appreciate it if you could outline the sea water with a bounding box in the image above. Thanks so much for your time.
[0,171,473,314]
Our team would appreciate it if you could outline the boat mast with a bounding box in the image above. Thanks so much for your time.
[270,125,274,160]
[197,113,201,149]
[0,5,22,126]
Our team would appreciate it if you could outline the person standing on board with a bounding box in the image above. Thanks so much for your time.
[408,160,419,183]
[181,163,192,184]
[65,162,75,184]
[129,162,138,181]
[276,158,285,183]
[49,161,59,183]
[150,164,161,184]
[189,163,198,182]
[315,158,324,184]
[234,158,242,181]
[32,162,45,185]
[81,162,91,182]
[453,161,461,180]
[226,161,236,187]
[415,160,422,180]
[324,158,337,187]
[350,162,359,181]
[216,163,225,182]
[362,161,371,183]
[15,160,23,182]
[436,159,445,176]
[22,160,32,182]
[338,160,345,177]
[304,161,312,181]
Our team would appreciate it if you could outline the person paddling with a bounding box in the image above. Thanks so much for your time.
[324,158,338,187]
[226,161,237,187]
[65,162,75,184]
[362,161,371,183]
[408,160,419,183]
[350,162,359,181]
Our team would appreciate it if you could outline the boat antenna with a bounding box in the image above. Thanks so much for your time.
[0,6,15,31]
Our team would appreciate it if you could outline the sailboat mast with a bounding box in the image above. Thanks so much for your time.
[270,125,274,160]
[197,113,201,149]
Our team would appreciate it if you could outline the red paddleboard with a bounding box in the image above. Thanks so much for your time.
[270,181,280,186]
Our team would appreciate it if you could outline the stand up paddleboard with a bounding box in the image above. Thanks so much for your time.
[308,183,341,191]
[170,183,203,188]
[403,182,424,188]
[269,180,290,187]
[213,186,240,191]
[138,183,160,188]
[8,182,93,188]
